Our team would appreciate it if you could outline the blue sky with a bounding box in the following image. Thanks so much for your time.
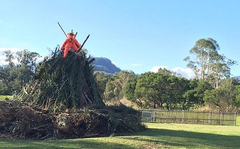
[0,0,239,78]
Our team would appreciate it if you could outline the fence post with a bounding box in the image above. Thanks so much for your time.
[182,110,184,122]
[208,111,212,124]
[234,112,237,126]
[222,112,224,125]
[152,109,156,122]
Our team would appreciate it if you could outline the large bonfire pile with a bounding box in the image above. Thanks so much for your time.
[0,49,145,140]
[22,48,104,110]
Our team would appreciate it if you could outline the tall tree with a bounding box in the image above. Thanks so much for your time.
[207,55,236,88]
[16,49,41,72]
[158,68,172,75]
[15,50,41,88]
[94,71,110,99]
[1,49,41,92]
[184,38,237,87]
[103,70,136,103]
[158,67,182,77]
[0,67,11,94]
[4,50,15,67]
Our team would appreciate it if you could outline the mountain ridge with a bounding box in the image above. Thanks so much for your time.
[234,76,240,80]
[92,57,240,79]
[92,57,121,75]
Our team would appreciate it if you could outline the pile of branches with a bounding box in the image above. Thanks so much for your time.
[18,48,104,111]
[0,101,54,139]
[0,101,146,140]
[0,47,146,140]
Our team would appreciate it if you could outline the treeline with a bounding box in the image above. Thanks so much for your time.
[0,49,40,94]
[95,69,240,112]
[0,38,239,112]
[96,38,239,112]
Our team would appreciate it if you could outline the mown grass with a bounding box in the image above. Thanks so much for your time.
[0,95,12,101]
[237,116,240,126]
[1,123,240,149]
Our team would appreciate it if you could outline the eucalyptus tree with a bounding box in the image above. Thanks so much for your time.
[103,70,136,103]
[0,50,14,93]
[104,79,116,102]
[4,50,15,67]
[1,49,41,92]
[15,50,41,88]
[184,38,218,80]
[94,71,111,99]
[117,70,136,98]
[16,49,41,72]
[207,56,236,88]
[184,38,237,88]
[0,67,11,94]
[158,68,172,75]
[158,67,182,77]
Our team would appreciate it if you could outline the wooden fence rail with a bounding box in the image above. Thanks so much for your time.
[140,109,237,126]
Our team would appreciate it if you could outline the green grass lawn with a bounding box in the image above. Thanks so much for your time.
[236,116,240,126]
[0,95,12,101]
[1,123,240,149]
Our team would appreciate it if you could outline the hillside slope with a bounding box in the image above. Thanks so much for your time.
[234,76,240,80]
[93,57,121,75]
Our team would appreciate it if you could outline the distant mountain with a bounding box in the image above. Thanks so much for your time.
[234,76,240,80]
[92,57,121,75]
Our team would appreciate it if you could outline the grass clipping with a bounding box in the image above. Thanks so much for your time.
[0,49,145,140]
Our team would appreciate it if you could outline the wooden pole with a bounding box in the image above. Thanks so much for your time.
[78,34,90,52]
[57,22,67,37]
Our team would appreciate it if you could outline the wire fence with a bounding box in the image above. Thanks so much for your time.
[140,109,237,126]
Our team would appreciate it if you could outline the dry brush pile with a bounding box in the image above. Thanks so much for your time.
[0,49,145,140]
[0,101,145,140]
[20,48,104,110]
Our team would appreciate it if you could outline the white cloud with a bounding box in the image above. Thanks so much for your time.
[0,48,44,66]
[131,63,142,67]
[0,55,7,65]
[149,66,195,79]
[36,56,44,63]
[0,47,20,52]
[0,56,43,66]
[0,55,19,66]
[172,67,194,79]
[149,66,167,73]
[0,48,20,66]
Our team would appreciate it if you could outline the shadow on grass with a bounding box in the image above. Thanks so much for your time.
[126,128,240,148]
[1,128,240,148]
[0,138,136,149]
